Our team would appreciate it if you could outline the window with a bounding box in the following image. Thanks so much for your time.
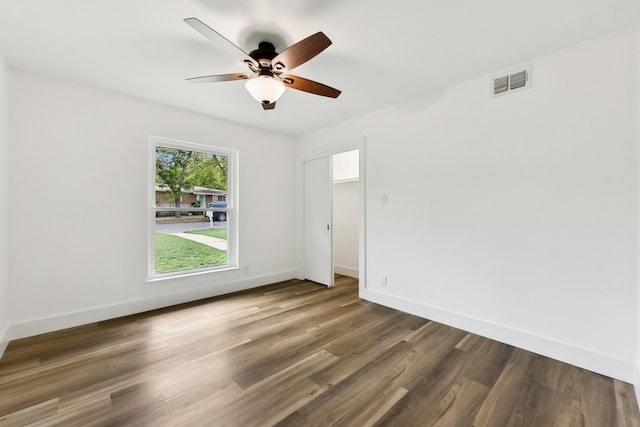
[149,137,238,279]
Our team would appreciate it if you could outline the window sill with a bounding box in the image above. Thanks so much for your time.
[146,265,239,284]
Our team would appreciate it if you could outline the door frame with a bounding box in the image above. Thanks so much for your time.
[299,137,367,295]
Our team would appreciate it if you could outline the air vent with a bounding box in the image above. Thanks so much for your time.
[490,65,532,97]
[493,76,509,94]
[509,70,527,90]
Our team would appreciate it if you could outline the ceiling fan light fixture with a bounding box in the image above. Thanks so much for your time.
[245,75,285,105]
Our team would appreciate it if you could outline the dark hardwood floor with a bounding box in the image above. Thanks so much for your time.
[1,276,639,426]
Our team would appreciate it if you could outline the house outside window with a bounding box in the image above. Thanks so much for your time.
[149,136,238,279]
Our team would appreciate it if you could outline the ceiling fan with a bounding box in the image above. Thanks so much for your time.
[184,18,341,110]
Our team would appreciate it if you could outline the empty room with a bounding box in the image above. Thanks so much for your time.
[1,0,640,425]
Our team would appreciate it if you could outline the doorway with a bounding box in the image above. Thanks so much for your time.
[332,150,359,281]
[303,148,361,288]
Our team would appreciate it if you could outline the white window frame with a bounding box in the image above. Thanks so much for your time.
[147,136,239,281]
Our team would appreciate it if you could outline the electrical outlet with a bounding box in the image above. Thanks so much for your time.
[244,265,251,274]
[381,275,388,286]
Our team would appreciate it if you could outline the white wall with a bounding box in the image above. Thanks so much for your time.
[333,181,359,277]
[7,70,297,339]
[299,26,638,381]
[0,52,10,357]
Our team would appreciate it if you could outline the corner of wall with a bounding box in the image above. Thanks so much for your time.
[636,365,640,415]
[0,49,10,362]
[635,18,640,407]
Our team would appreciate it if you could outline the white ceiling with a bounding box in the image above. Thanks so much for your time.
[0,0,638,136]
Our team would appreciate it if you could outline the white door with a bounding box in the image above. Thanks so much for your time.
[304,156,333,286]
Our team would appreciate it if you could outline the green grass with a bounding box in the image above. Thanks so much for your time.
[185,228,227,239]
[155,233,227,274]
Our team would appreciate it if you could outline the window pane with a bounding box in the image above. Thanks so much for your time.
[153,144,230,276]
[155,211,228,274]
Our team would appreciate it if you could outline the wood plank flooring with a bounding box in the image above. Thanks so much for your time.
[1,275,639,426]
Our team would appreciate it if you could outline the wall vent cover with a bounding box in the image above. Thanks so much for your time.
[493,76,509,94]
[491,65,532,97]
[509,70,527,90]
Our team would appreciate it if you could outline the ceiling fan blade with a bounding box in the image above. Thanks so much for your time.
[282,75,341,98]
[271,32,332,73]
[186,73,251,84]
[262,102,276,110]
[184,18,258,68]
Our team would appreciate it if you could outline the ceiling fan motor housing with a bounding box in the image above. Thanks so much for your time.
[248,42,282,72]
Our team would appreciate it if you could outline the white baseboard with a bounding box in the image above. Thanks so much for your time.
[6,270,298,342]
[0,324,9,361]
[334,265,359,278]
[361,288,634,383]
